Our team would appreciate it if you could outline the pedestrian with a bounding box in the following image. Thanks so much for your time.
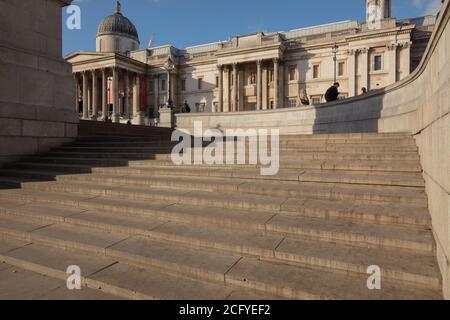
[296,88,310,106]
[183,100,191,113]
[325,82,340,102]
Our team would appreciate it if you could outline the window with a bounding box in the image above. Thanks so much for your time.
[289,99,297,108]
[249,72,256,85]
[195,103,206,112]
[313,64,320,79]
[311,96,322,105]
[198,78,203,90]
[269,70,274,83]
[215,76,219,88]
[338,62,345,76]
[374,55,383,71]
[270,100,274,109]
[181,79,186,92]
[161,79,166,91]
[99,39,103,52]
[289,67,296,81]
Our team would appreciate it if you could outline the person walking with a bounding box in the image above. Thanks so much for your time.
[325,82,340,102]
[296,88,310,107]
[182,100,191,113]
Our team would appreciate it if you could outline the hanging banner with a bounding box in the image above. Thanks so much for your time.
[140,75,147,112]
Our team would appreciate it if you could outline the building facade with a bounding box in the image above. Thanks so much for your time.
[66,0,436,125]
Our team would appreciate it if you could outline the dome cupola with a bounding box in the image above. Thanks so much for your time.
[96,1,140,54]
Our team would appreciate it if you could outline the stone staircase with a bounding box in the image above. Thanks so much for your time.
[0,124,443,300]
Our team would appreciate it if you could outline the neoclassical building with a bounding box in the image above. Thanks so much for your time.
[66,0,436,125]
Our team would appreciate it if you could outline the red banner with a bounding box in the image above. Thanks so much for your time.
[140,75,147,112]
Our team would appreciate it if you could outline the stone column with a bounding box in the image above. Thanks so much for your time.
[112,67,120,123]
[224,66,230,112]
[387,43,397,85]
[217,65,223,113]
[154,75,160,117]
[73,73,79,113]
[360,48,369,92]
[280,61,285,108]
[273,58,279,109]
[400,41,411,80]
[91,70,98,120]
[232,63,238,112]
[82,71,89,119]
[124,70,130,119]
[166,71,171,107]
[348,50,356,97]
[102,68,107,120]
[256,60,262,110]
[133,73,144,125]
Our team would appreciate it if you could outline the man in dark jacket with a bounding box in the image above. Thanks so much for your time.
[325,82,340,102]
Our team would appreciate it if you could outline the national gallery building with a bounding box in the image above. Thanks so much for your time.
[66,0,436,125]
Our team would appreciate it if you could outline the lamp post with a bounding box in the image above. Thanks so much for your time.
[164,56,175,109]
[332,42,339,84]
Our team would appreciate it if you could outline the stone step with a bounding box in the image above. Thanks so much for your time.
[53,143,419,154]
[0,239,264,300]
[17,175,428,210]
[0,186,430,231]
[0,216,440,299]
[46,150,421,161]
[0,206,439,289]
[9,157,423,174]
[0,199,434,253]
[21,154,424,174]
[51,171,426,202]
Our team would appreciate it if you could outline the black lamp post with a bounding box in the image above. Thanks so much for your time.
[164,57,175,109]
[332,42,339,84]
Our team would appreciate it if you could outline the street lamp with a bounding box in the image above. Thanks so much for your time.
[332,42,339,84]
[164,56,175,109]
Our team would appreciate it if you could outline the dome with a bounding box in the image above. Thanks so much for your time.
[97,1,139,42]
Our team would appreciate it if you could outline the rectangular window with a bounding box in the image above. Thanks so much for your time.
[289,99,297,108]
[215,76,219,88]
[289,67,296,81]
[161,79,166,91]
[270,100,274,109]
[338,62,345,76]
[195,102,206,112]
[311,96,322,105]
[181,79,186,91]
[198,78,203,90]
[269,70,274,83]
[313,65,320,79]
[374,55,382,71]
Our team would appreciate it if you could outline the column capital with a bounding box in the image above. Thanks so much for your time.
[256,59,263,66]
[272,58,280,64]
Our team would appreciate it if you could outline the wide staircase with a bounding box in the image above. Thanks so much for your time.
[0,122,443,300]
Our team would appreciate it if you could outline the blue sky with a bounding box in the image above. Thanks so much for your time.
[63,0,442,55]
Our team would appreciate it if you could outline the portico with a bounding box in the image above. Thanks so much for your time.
[70,53,147,125]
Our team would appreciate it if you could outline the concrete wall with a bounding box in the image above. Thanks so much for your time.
[176,0,450,298]
[0,0,78,167]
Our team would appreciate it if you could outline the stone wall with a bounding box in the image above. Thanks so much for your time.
[176,0,450,298]
[0,0,78,167]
